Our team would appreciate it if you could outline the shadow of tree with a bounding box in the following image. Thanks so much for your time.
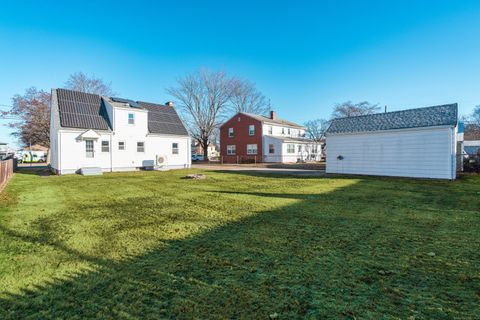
[0,174,479,319]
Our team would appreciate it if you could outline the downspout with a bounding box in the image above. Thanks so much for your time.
[58,131,61,175]
[110,133,113,172]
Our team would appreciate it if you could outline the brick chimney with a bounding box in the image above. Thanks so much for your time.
[270,111,276,120]
[165,101,175,107]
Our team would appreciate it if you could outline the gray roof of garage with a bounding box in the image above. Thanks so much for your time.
[327,104,458,134]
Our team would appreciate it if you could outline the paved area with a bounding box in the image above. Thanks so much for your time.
[192,164,326,177]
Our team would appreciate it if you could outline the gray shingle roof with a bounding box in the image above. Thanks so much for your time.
[138,101,189,136]
[327,104,457,134]
[57,89,112,130]
[240,112,304,128]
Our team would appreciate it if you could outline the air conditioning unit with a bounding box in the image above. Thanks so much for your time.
[156,155,168,167]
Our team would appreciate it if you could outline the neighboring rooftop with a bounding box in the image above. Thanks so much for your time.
[327,104,458,134]
[464,123,480,141]
[240,111,304,128]
[55,88,188,136]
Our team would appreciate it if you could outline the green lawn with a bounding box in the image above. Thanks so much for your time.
[0,170,479,319]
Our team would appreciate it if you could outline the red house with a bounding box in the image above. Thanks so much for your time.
[220,111,320,163]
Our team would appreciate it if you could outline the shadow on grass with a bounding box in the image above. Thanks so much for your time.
[0,175,478,319]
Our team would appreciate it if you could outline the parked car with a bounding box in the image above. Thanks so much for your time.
[191,154,205,161]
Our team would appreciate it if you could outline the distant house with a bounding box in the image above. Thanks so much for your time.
[191,141,219,158]
[50,89,191,174]
[220,111,321,163]
[326,104,458,179]
[462,123,480,155]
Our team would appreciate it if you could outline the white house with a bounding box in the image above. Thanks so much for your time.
[50,88,191,174]
[325,104,458,179]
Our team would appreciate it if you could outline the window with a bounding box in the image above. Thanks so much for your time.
[247,144,257,155]
[118,141,125,150]
[137,142,145,152]
[298,145,302,153]
[269,144,275,154]
[268,126,273,135]
[228,128,234,137]
[282,127,285,135]
[85,140,94,158]
[288,128,291,135]
[172,142,179,154]
[249,125,255,136]
[128,113,135,124]
[101,140,109,152]
[287,144,295,154]
[227,145,236,155]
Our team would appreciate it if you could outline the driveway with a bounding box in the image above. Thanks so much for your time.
[192,163,326,177]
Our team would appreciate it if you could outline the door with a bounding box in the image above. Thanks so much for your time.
[85,139,95,159]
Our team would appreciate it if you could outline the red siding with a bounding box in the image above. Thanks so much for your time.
[220,113,263,163]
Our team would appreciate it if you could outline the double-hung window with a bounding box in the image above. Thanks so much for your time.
[287,144,295,154]
[228,128,234,137]
[269,144,275,154]
[137,142,145,152]
[227,145,236,155]
[268,126,273,135]
[247,144,257,155]
[297,145,302,153]
[172,143,179,154]
[128,113,135,125]
[118,141,125,150]
[101,140,110,152]
[248,125,255,136]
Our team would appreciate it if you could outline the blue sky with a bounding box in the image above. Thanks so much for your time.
[1,0,480,147]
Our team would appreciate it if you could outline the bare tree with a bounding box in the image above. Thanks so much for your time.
[332,101,380,118]
[64,72,116,96]
[304,118,329,142]
[167,70,234,159]
[3,87,51,147]
[472,105,480,125]
[229,78,270,115]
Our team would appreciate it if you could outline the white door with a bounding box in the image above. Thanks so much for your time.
[85,139,96,167]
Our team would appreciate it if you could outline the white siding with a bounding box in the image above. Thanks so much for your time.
[326,126,456,179]
[261,123,305,138]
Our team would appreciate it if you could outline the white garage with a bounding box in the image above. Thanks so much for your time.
[326,104,458,179]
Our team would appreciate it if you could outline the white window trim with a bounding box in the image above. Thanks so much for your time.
[137,141,145,153]
[228,128,234,137]
[172,142,179,155]
[247,144,258,155]
[227,145,236,155]
[101,140,110,153]
[287,144,295,154]
[249,125,255,136]
[118,141,125,151]
[128,113,135,125]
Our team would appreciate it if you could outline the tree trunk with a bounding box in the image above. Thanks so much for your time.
[202,138,209,160]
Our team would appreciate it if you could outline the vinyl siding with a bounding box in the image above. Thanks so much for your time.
[326,126,456,179]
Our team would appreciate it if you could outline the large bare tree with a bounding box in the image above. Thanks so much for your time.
[304,118,329,142]
[4,87,51,147]
[332,101,380,118]
[472,105,480,125]
[64,72,116,96]
[229,78,270,115]
[167,70,234,159]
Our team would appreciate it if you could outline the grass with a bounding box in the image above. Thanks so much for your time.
[0,169,479,319]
